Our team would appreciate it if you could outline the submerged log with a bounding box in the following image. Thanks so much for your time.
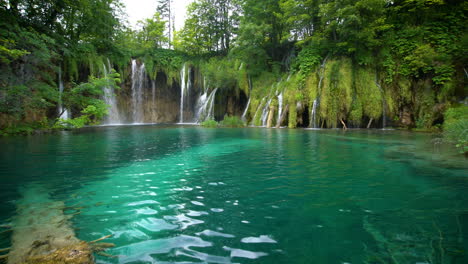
[7,185,95,264]
[89,235,112,244]
[21,242,93,264]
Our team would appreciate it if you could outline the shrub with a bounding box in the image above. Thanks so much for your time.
[443,105,468,155]
[200,119,218,128]
[220,115,245,127]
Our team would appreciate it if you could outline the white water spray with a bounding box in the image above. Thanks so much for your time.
[102,60,121,124]
[131,59,146,123]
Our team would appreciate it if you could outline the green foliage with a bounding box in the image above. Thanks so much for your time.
[443,105,468,155]
[0,38,29,63]
[0,123,35,136]
[220,115,245,127]
[200,119,218,128]
[54,72,120,128]
[140,49,186,83]
[176,0,240,54]
[201,57,239,91]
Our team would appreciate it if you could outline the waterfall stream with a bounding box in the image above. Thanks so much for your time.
[310,99,318,128]
[102,60,121,124]
[131,59,146,123]
[375,80,387,128]
[179,64,187,123]
[276,92,283,127]
[57,69,70,120]
[309,57,328,128]
[152,80,156,107]
[261,98,272,127]
[241,97,251,121]
[196,88,218,122]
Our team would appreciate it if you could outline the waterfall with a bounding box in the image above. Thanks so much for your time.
[179,64,185,123]
[196,88,218,122]
[375,81,386,129]
[276,92,283,127]
[241,97,251,121]
[152,80,156,106]
[131,59,146,123]
[251,98,265,126]
[309,56,327,128]
[102,60,121,124]
[57,69,70,120]
[261,98,272,127]
[310,99,318,128]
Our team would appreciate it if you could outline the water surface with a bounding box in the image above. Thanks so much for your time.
[0,126,467,263]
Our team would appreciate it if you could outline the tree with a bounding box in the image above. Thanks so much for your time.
[136,12,168,49]
[156,0,174,48]
[177,0,240,54]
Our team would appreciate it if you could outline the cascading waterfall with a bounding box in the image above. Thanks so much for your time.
[251,98,265,126]
[57,69,70,120]
[276,92,283,127]
[375,81,387,128]
[310,99,318,128]
[241,97,251,121]
[102,60,121,124]
[152,80,156,106]
[131,59,146,123]
[261,98,272,127]
[196,88,218,122]
[179,63,187,123]
[309,56,328,128]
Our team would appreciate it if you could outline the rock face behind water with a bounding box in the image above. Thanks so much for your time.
[116,70,190,123]
[113,67,246,124]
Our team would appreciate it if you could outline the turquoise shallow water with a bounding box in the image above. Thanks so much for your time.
[0,125,467,263]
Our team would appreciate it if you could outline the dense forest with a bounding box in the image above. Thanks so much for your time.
[0,0,466,152]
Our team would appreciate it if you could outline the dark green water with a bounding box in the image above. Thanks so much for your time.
[0,125,467,263]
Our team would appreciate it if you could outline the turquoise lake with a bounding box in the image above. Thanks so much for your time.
[0,125,467,263]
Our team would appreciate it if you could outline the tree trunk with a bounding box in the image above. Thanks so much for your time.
[266,105,275,128]
[340,119,348,130]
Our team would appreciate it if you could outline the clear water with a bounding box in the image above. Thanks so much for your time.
[0,126,467,263]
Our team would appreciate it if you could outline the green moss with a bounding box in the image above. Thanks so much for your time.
[288,104,297,128]
[349,98,363,126]
[356,67,382,121]
[305,72,319,106]
[253,99,265,126]
[320,59,353,128]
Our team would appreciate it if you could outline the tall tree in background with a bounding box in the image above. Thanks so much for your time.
[156,0,174,48]
[136,12,168,49]
[176,0,240,54]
